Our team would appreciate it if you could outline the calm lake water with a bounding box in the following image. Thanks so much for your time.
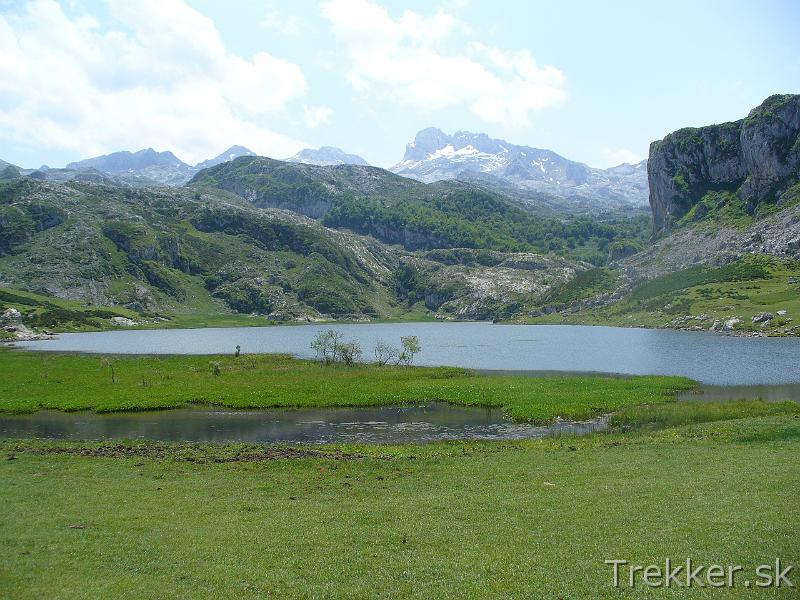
[0,404,607,444]
[14,322,800,386]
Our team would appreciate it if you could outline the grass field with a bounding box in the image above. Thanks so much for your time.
[0,348,694,422]
[1,414,798,599]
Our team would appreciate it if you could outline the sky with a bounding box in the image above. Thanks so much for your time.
[1,0,799,170]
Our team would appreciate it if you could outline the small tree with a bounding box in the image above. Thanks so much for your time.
[374,339,399,366]
[339,340,362,366]
[234,345,241,358]
[311,329,344,365]
[398,335,421,366]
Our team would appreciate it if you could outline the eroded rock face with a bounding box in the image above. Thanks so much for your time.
[648,95,800,234]
[740,97,800,202]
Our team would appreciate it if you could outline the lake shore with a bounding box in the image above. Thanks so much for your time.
[10,321,800,385]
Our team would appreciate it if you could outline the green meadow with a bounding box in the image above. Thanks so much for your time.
[1,414,798,599]
[1,348,798,598]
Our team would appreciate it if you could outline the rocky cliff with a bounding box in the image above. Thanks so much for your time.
[648,94,800,233]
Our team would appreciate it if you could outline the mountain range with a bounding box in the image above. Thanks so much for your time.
[61,146,257,186]
[0,164,610,324]
[0,95,798,336]
[391,128,649,209]
[9,133,649,211]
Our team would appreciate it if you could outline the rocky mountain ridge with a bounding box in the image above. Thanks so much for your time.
[19,145,260,187]
[285,146,369,166]
[391,127,649,209]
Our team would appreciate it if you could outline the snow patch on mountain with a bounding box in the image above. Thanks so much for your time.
[391,128,648,207]
[286,146,369,167]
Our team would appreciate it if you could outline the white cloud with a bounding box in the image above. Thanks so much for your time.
[320,0,567,127]
[303,105,333,128]
[602,148,642,167]
[261,9,300,36]
[0,0,309,164]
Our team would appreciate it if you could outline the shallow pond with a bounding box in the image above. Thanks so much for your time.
[14,322,800,386]
[0,403,607,445]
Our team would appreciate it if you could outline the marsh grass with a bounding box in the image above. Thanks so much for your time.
[0,348,694,422]
[610,398,800,429]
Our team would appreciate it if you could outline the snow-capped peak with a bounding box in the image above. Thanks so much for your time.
[285,146,369,167]
[390,128,649,207]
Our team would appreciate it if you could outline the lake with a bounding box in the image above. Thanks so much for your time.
[13,322,800,386]
[0,404,607,445]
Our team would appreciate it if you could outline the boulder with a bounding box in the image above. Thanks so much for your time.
[4,323,36,340]
[1,307,22,323]
[777,310,788,316]
[722,317,741,332]
[752,312,774,323]
[110,316,137,327]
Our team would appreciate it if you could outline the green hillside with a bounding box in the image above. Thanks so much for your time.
[190,156,649,264]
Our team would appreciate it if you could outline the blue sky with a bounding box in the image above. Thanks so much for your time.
[1,0,798,170]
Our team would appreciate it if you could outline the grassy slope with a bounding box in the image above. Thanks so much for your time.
[529,255,800,334]
[0,349,693,422]
[1,415,798,599]
[190,156,650,263]
[0,287,144,334]
[0,178,407,321]
[0,285,436,334]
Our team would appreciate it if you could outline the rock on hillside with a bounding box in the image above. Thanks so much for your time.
[648,94,800,233]
[622,202,800,281]
[397,249,584,320]
[0,177,401,319]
